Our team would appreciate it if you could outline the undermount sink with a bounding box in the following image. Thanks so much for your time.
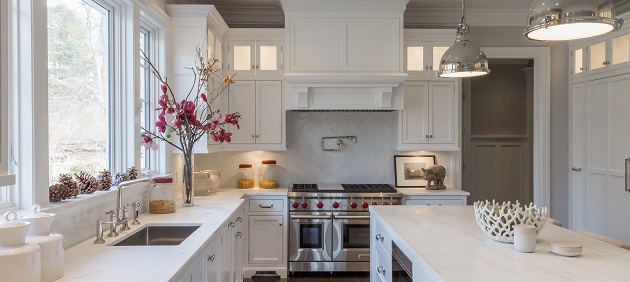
[113,224,200,246]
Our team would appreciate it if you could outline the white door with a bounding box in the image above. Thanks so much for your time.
[228,81,256,144]
[206,238,220,282]
[569,82,588,230]
[255,81,283,144]
[248,215,284,264]
[428,81,455,144]
[229,41,256,75]
[401,81,429,144]
[219,225,233,282]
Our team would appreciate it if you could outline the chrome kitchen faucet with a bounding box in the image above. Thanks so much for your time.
[94,177,155,244]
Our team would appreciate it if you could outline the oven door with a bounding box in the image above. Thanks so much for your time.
[331,212,371,262]
[289,212,333,262]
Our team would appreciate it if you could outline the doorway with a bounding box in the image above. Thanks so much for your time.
[462,59,534,205]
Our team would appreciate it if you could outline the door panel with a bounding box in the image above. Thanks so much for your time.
[587,81,609,171]
[256,81,282,144]
[228,81,256,144]
[402,82,428,143]
[589,173,609,235]
[429,82,455,144]
[571,83,589,230]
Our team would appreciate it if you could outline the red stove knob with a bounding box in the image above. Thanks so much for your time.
[350,202,358,209]
[317,202,324,209]
[362,202,369,209]
[301,202,308,209]
[391,202,398,205]
[292,202,299,209]
[332,202,340,209]
[382,202,389,205]
[371,202,377,205]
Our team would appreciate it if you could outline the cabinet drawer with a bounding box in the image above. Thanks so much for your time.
[249,199,284,212]
[405,199,464,206]
[373,218,393,254]
[374,242,392,282]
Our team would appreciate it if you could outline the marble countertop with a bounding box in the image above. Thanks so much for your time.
[371,205,630,281]
[397,188,470,196]
[58,188,287,282]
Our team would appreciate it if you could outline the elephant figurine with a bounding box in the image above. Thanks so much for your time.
[422,165,446,190]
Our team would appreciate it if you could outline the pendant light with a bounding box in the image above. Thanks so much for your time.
[524,0,623,41]
[438,0,490,78]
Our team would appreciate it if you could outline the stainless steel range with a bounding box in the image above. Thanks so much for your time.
[288,183,402,273]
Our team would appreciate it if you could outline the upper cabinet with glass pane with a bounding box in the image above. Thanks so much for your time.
[571,28,630,78]
[227,40,282,76]
[404,30,454,78]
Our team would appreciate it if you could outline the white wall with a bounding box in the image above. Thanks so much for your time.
[194,111,457,189]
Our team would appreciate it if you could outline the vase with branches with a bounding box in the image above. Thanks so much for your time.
[141,47,240,206]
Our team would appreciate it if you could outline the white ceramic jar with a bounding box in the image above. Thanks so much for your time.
[22,204,56,236]
[1,211,32,247]
[513,224,537,253]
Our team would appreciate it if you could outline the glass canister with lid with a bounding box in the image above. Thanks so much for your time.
[236,164,254,189]
[259,160,279,189]
[149,176,176,214]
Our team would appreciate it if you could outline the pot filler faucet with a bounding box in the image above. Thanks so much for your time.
[94,177,156,244]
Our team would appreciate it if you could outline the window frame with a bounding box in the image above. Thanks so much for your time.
[2,0,170,211]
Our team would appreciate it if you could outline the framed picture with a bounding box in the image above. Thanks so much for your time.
[394,155,437,187]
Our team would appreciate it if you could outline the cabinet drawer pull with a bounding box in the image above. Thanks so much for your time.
[208,254,216,261]
[229,221,236,227]
[377,266,386,275]
[236,231,243,238]
[237,216,243,222]
[259,204,274,209]
[375,233,384,242]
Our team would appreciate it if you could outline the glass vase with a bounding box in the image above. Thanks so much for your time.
[182,152,194,207]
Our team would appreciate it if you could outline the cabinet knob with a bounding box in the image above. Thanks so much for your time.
[375,233,384,242]
[429,134,433,138]
[604,61,611,65]
[425,134,429,138]
[377,266,386,275]
[236,231,243,238]
[208,254,216,261]
[255,65,259,69]
[251,64,255,69]
[229,221,236,227]
[279,222,283,226]
[571,167,582,172]
[251,135,256,139]
[237,216,242,222]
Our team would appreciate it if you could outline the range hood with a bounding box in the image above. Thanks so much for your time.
[281,0,409,110]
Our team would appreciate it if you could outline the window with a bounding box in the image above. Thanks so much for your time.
[140,27,150,170]
[47,0,112,181]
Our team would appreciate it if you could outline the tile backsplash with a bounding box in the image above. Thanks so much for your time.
[195,111,456,187]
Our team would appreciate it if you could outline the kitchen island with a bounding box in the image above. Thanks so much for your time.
[370,205,630,282]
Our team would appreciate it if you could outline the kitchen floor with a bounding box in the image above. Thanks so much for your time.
[244,272,370,282]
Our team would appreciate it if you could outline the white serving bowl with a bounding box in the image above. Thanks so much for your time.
[473,200,547,243]
[1,211,32,248]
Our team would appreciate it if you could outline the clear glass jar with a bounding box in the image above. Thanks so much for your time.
[236,164,254,189]
[149,176,176,214]
[259,160,278,189]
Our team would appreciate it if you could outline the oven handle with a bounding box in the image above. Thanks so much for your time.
[290,215,332,220]
[333,215,371,220]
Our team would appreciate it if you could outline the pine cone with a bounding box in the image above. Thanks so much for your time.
[97,169,113,191]
[113,172,127,186]
[126,166,138,180]
[58,173,80,198]
[75,172,98,194]
[49,183,69,202]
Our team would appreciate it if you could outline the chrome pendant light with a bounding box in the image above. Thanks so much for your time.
[524,0,623,41]
[438,0,490,78]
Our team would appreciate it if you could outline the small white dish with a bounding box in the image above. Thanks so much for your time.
[550,241,583,257]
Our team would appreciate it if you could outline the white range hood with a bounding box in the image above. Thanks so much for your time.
[281,0,409,110]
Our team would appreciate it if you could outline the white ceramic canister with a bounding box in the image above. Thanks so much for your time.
[26,233,64,282]
[203,170,221,193]
[0,242,41,282]
[194,171,212,196]
[1,211,32,247]
[513,224,537,253]
[22,204,56,236]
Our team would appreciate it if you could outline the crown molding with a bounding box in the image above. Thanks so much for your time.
[166,4,215,17]
[405,8,529,28]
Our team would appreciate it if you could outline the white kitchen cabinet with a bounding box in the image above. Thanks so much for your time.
[370,214,393,282]
[395,80,459,151]
[206,237,220,282]
[570,29,630,79]
[569,74,630,242]
[227,40,282,76]
[227,80,285,148]
[169,5,228,153]
[219,220,233,281]
[404,198,465,206]
[404,30,454,78]
[243,196,287,278]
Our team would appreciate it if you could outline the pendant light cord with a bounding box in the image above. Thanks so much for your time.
[460,0,465,25]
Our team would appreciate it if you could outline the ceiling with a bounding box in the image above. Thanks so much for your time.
[166,0,630,28]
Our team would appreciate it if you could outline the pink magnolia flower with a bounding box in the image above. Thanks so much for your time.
[161,84,167,94]
[224,113,241,129]
[155,115,167,133]
[211,129,232,143]
[141,134,158,150]
[200,93,207,102]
